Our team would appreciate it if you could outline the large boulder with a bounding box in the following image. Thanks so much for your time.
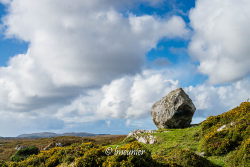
[151,88,196,129]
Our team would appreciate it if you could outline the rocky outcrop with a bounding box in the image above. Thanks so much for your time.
[151,88,196,129]
[43,142,63,150]
[127,130,157,144]
[15,145,27,150]
[217,122,236,132]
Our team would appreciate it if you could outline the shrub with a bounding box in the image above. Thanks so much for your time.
[75,147,107,167]
[199,102,250,155]
[121,137,137,144]
[0,160,8,167]
[103,142,156,167]
[10,146,40,162]
[45,154,61,167]
[226,138,250,167]
[153,148,217,167]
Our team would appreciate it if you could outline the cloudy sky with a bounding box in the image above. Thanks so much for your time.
[0,0,249,137]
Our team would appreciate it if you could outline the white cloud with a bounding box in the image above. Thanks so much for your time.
[186,78,250,118]
[56,70,179,123]
[0,0,189,136]
[0,0,249,136]
[56,71,250,130]
[0,0,188,112]
[1,67,249,136]
[189,0,250,83]
[0,0,10,4]
[0,111,64,137]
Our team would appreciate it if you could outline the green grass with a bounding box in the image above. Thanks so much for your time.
[144,126,201,154]
[207,156,226,167]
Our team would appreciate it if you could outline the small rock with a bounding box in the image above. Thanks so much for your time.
[137,136,147,144]
[55,143,63,147]
[196,151,205,157]
[15,145,27,150]
[43,142,63,150]
[127,130,156,137]
[217,125,227,132]
[230,122,236,126]
[127,130,157,144]
[148,135,157,144]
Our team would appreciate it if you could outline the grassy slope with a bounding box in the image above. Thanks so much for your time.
[147,126,201,153]
[140,102,250,166]
[141,126,226,166]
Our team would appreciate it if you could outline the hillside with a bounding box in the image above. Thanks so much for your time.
[0,102,249,167]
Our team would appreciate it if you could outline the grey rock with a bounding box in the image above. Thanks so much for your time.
[196,151,205,157]
[217,121,236,132]
[151,88,196,129]
[43,142,63,150]
[15,145,27,150]
[127,129,157,144]
[217,125,227,132]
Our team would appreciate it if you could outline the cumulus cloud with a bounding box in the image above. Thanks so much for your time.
[1,66,249,135]
[0,0,249,136]
[0,0,190,136]
[186,77,250,121]
[56,70,250,127]
[189,0,250,83]
[56,70,179,123]
[0,0,188,112]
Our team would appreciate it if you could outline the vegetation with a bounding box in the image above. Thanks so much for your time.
[0,102,249,166]
[153,148,217,167]
[226,138,250,167]
[199,102,250,156]
[0,135,125,161]
[10,146,39,162]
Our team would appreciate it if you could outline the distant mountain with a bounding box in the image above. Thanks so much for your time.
[17,132,107,138]
[17,132,58,138]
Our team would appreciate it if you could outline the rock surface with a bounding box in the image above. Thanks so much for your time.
[127,130,157,144]
[15,145,27,150]
[151,88,196,129]
[43,142,63,150]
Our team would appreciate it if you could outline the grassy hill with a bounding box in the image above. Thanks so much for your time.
[0,102,249,167]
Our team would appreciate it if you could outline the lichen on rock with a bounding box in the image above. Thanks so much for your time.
[151,88,196,129]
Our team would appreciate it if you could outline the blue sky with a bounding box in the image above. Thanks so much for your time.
[0,0,249,137]
[0,3,28,66]
[0,0,203,85]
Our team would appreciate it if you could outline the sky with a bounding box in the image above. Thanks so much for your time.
[0,0,249,137]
